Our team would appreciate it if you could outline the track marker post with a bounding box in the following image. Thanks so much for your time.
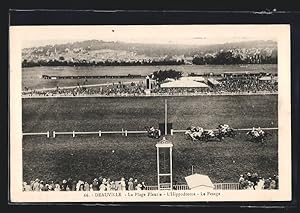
[53,131,56,138]
[47,131,50,138]
[170,129,173,136]
[165,99,168,136]
[99,130,102,137]
[72,131,75,138]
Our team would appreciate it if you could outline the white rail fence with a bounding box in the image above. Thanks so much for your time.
[22,127,277,138]
[22,131,50,138]
[22,129,157,138]
[170,127,278,135]
[213,183,240,190]
[144,183,240,190]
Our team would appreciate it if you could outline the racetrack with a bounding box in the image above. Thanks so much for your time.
[22,95,278,132]
[22,95,278,185]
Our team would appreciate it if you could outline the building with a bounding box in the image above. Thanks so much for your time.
[160,79,209,90]
[207,78,221,88]
[180,76,205,82]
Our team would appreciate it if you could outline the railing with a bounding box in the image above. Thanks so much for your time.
[22,129,157,138]
[145,185,158,190]
[22,131,50,138]
[22,91,278,98]
[23,127,276,138]
[174,184,190,190]
[144,183,240,190]
[159,183,172,190]
[170,127,278,135]
[213,183,240,190]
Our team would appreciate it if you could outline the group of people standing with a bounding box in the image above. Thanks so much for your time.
[23,177,147,192]
[239,172,279,190]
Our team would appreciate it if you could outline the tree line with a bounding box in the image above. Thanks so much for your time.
[22,59,185,67]
[192,50,277,65]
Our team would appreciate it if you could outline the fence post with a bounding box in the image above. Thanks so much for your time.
[99,130,102,137]
[47,131,50,138]
[53,131,56,138]
[73,131,75,138]
[170,129,173,135]
[122,128,124,136]
[125,130,128,136]
[158,130,161,136]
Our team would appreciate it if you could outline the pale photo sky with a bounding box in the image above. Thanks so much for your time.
[11,25,280,48]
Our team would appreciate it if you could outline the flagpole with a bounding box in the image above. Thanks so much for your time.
[165,99,167,135]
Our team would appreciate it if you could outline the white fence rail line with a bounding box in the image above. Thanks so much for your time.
[171,127,278,135]
[127,130,148,134]
[213,183,240,190]
[23,127,277,138]
[22,131,50,138]
[235,127,278,131]
[52,130,130,138]
[145,183,240,190]
[50,130,151,138]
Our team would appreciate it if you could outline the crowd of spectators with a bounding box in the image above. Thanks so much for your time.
[238,172,279,190]
[215,76,278,93]
[153,87,209,95]
[22,74,278,97]
[23,176,147,192]
[22,81,146,97]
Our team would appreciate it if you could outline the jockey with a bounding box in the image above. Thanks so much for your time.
[149,126,155,132]
[190,126,197,132]
[206,130,215,137]
[195,126,204,133]
[219,124,230,133]
[251,127,260,137]
[257,127,265,136]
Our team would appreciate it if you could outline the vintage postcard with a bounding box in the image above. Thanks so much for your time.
[9,25,291,203]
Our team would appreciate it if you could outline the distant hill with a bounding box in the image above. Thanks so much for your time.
[22,40,277,67]
[23,39,277,57]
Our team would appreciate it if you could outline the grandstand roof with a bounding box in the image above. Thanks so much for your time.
[160,80,208,88]
[180,76,205,82]
[207,78,221,85]
[259,76,278,82]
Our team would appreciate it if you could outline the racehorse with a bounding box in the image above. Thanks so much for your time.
[246,130,271,144]
[185,129,203,141]
[145,126,160,139]
[185,126,205,141]
[202,130,223,142]
[217,124,236,139]
[218,127,236,139]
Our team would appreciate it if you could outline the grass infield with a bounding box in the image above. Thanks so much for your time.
[22,95,278,185]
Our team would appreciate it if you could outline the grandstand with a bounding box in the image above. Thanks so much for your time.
[42,74,145,79]
[207,78,221,88]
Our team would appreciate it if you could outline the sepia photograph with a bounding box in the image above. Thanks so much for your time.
[9,24,291,202]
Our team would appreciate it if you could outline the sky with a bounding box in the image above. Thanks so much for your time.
[10,25,281,48]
